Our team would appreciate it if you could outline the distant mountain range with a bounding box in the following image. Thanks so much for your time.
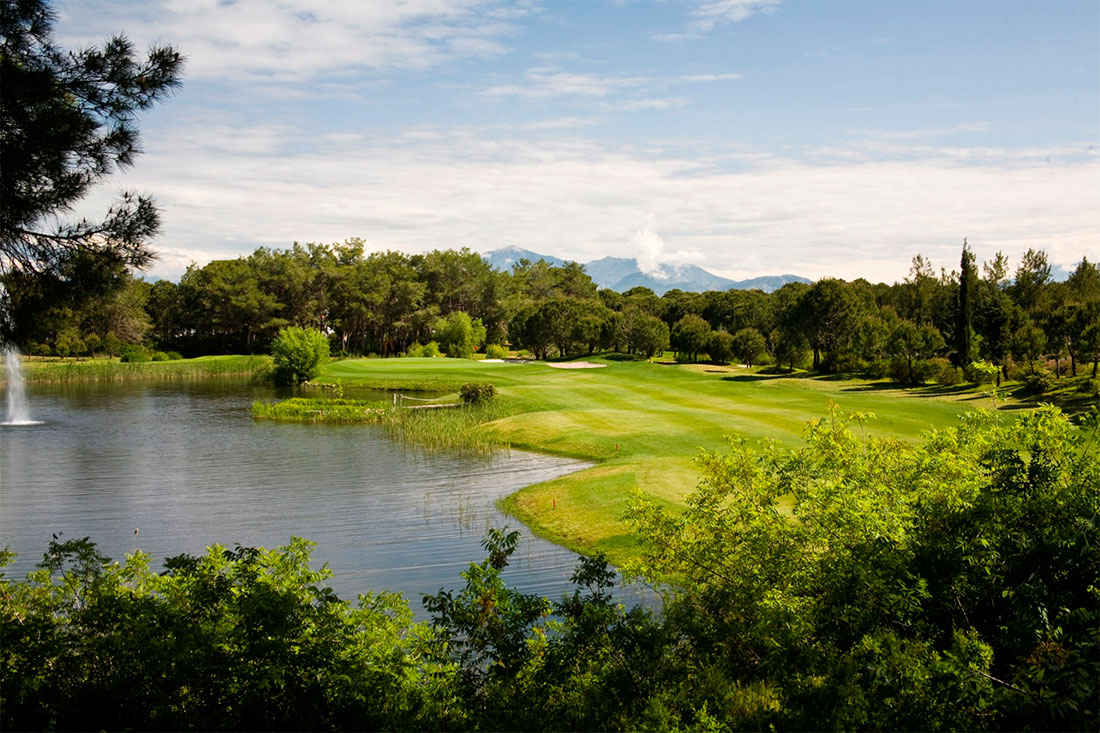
[483,246,810,295]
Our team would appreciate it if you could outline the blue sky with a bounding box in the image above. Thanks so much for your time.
[55,0,1098,283]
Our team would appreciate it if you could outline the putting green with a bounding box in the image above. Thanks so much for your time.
[321,356,1000,563]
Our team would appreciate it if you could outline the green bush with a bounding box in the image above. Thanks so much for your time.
[459,382,496,404]
[964,360,1000,385]
[1022,368,1054,395]
[434,312,486,359]
[866,358,891,379]
[408,341,441,358]
[823,352,866,375]
[929,357,961,386]
[888,356,936,385]
[119,345,149,363]
[166,351,183,360]
[485,344,508,360]
[272,327,330,385]
[151,351,169,362]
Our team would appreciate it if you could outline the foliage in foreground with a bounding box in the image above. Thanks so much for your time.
[629,404,1099,730]
[2,406,1097,731]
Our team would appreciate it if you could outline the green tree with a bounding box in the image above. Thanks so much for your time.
[0,0,182,276]
[954,240,978,367]
[1011,248,1053,314]
[795,279,862,371]
[671,314,711,362]
[1065,257,1100,304]
[624,307,670,358]
[433,310,486,359]
[730,327,767,367]
[271,326,329,384]
[888,319,945,384]
[1010,320,1047,374]
[707,330,734,365]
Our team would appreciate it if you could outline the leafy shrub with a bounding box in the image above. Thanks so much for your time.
[119,345,149,362]
[151,351,169,361]
[407,341,441,358]
[866,359,891,379]
[1022,369,1054,395]
[165,351,183,361]
[964,360,1000,385]
[271,326,329,385]
[823,352,866,375]
[485,344,508,360]
[1005,359,1031,382]
[929,357,961,386]
[459,382,496,404]
[888,356,936,384]
[434,312,486,359]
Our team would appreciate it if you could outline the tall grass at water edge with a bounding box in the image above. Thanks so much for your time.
[251,397,388,423]
[252,393,514,455]
[18,355,274,383]
[382,399,514,455]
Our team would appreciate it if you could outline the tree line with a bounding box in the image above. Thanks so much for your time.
[5,240,1099,383]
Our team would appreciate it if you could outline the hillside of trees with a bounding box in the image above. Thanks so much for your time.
[5,241,1099,386]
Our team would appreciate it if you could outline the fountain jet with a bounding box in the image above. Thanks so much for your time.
[3,346,43,426]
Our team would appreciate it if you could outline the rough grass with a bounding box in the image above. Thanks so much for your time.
[317,355,1054,563]
[19,355,273,383]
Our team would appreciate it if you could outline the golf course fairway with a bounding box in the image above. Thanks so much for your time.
[321,356,1002,563]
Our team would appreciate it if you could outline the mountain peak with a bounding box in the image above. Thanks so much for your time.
[482,247,809,294]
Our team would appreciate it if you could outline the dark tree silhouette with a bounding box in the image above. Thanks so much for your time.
[0,0,183,276]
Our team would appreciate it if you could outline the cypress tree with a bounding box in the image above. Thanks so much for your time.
[954,239,977,367]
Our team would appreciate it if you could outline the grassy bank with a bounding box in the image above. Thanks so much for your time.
[19,355,273,383]
[317,355,1063,563]
[251,397,388,422]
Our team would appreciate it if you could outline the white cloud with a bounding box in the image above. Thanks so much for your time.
[480,68,740,100]
[54,0,527,84]
[629,215,666,276]
[688,0,782,32]
[653,1,780,42]
[847,122,993,141]
[74,116,1098,284]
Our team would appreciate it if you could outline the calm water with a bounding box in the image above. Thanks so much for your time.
[0,380,639,613]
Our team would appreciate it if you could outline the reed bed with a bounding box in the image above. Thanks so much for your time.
[253,392,512,455]
[21,355,274,383]
[381,399,513,455]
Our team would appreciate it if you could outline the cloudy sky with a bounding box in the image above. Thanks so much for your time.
[55,0,1098,283]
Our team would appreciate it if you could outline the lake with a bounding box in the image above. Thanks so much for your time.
[0,379,645,613]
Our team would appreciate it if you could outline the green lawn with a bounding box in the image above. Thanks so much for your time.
[322,356,1012,563]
